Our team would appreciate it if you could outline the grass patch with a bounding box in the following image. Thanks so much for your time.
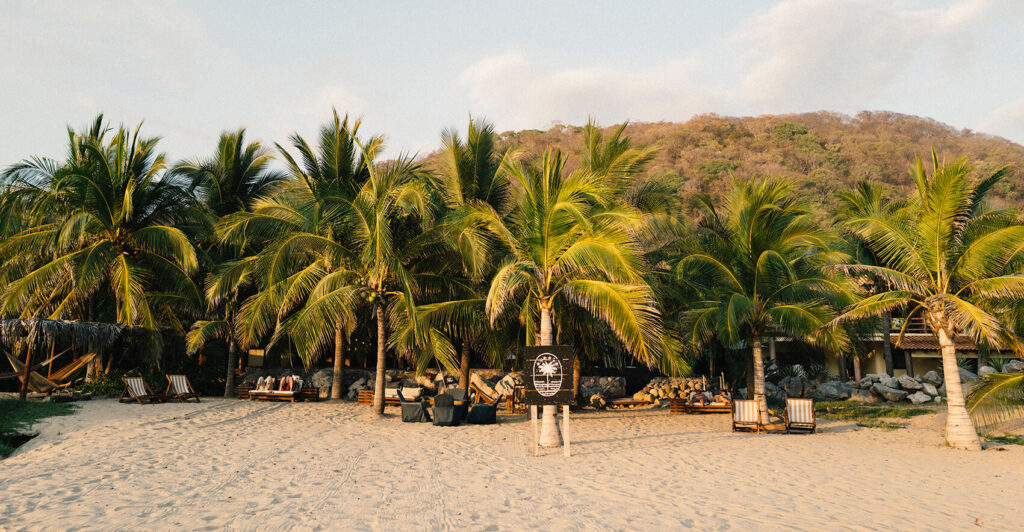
[983,433,1024,446]
[815,401,934,430]
[0,399,77,457]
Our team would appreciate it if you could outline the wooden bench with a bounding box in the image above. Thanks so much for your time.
[669,398,731,414]
[356,389,401,406]
[237,384,319,402]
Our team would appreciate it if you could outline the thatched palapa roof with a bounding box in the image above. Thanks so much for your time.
[0,318,145,351]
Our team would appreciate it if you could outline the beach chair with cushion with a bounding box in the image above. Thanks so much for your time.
[397,389,431,423]
[165,374,201,403]
[431,393,460,426]
[786,398,817,434]
[467,392,503,425]
[449,388,470,421]
[120,376,163,404]
[731,399,762,433]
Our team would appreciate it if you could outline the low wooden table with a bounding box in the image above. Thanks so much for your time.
[237,384,319,402]
[669,399,731,414]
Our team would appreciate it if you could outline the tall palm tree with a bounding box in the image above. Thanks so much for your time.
[835,152,1024,450]
[219,115,431,415]
[0,116,200,370]
[472,149,670,446]
[179,129,284,396]
[678,178,847,425]
[835,181,907,377]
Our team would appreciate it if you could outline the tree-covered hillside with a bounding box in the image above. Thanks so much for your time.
[478,111,1024,212]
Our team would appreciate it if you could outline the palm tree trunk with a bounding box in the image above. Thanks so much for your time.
[837,353,848,382]
[936,325,982,450]
[751,332,769,425]
[538,303,561,447]
[882,311,894,376]
[572,356,581,406]
[459,342,471,391]
[330,320,345,400]
[373,296,387,416]
[853,356,862,381]
[224,341,237,398]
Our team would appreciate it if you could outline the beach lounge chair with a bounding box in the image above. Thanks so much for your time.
[432,393,460,426]
[165,374,201,403]
[785,398,817,434]
[397,389,431,423]
[731,399,762,433]
[120,376,163,404]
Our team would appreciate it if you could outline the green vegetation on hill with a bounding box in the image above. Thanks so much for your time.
[483,111,1024,212]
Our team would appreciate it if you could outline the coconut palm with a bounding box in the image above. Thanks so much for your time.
[677,178,847,425]
[472,148,670,446]
[219,115,431,414]
[835,181,908,377]
[835,151,1024,450]
[178,129,284,396]
[0,116,200,371]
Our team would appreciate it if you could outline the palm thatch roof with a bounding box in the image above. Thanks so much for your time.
[0,318,145,351]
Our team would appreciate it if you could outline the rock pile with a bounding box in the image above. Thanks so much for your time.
[632,377,720,406]
[579,376,627,408]
[818,369,972,405]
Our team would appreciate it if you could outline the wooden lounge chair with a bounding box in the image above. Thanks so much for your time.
[731,399,762,433]
[120,376,163,404]
[669,398,732,414]
[165,374,201,403]
[785,398,817,434]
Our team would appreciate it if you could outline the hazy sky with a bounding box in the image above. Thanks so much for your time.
[2,0,1023,167]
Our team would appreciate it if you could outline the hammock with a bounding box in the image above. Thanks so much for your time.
[4,350,97,392]
[0,350,65,379]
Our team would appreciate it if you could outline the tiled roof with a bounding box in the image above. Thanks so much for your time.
[891,334,977,351]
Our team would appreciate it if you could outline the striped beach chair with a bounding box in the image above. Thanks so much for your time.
[731,399,762,433]
[785,398,816,434]
[165,374,201,403]
[120,376,162,404]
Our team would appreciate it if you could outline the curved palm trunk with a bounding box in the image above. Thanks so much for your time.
[882,311,894,376]
[330,320,345,400]
[459,343,471,391]
[373,297,387,416]
[936,326,982,450]
[751,332,770,425]
[538,304,562,447]
[223,341,238,397]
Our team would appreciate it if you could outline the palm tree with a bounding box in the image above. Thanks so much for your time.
[835,152,1024,450]
[472,149,670,446]
[835,181,907,377]
[677,178,847,425]
[178,129,284,396]
[0,116,200,372]
[219,114,431,414]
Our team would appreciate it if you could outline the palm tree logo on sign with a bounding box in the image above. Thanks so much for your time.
[532,353,563,397]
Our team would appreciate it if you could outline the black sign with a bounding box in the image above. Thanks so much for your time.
[523,346,574,406]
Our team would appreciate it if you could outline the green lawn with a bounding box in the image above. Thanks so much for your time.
[0,399,77,457]
[814,401,935,431]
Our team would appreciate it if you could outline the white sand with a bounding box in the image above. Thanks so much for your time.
[1,399,1021,531]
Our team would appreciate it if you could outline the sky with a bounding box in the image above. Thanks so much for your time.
[2,0,1024,168]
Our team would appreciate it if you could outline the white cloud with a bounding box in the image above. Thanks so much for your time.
[978,96,1024,142]
[733,0,992,111]
[457,51,722,131]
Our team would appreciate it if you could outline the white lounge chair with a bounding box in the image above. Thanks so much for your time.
[785,398,817,433]
[120,376,162,404]
[731,399,762,433]
[165,374,200,403]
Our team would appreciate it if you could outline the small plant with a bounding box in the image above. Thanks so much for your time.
[857,420,907,430]
[74,370,164,397]
[815,401,934,430]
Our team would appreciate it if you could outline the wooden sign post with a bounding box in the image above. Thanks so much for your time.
[522,346,574,457]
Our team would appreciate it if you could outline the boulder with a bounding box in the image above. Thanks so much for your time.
[959,367,978,381]
[738,388,748,400]
[866,373,885,383]
[783,376,808,398]
[870,383,908,402]
[921,383,939,396]
[857,376,874,389]
[937,384,946,396]
[1004,360,1024,373]
[878,374,897,389]
[311,368,334,393]
[978,365,997,376]
[921,371,943,386]
[814,381,852,401]
[765,381,780,394]
[934,396,944,405]
[847,389,880,403]
[896,374,923,391]
[589,393,607,409]
[907,391,932,405]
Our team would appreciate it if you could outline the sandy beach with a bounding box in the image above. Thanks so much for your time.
[1,399,1021,531]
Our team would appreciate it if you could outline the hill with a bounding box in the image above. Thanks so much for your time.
[473,111,1024,211]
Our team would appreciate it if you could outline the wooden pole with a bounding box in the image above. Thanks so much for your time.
[19,342,34,400]
[562,405,570,457]
[530,405,539,457]
[47,340,55,379]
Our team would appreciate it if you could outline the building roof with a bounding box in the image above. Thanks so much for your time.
[892,334,977,351]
